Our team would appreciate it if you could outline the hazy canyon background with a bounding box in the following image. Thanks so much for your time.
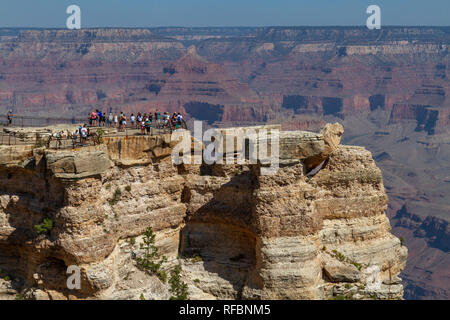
[0,26,448,299]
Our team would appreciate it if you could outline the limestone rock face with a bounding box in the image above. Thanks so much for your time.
[302,122,344,171]
[321,123,344,156]
[0,145,33,166]
[45,145,113,180]
[279,131,325,162]
[276,122,344,172]
[0,124,407,300]
[323,259,361,283]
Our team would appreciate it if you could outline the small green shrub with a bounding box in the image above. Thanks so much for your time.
[135,227,167,282]
[399,236,405,246]
[125,185,132,192]
[182,251,203,263]
[105,183,111,190]
[109,188,122,206]
[352,262,363,271]
[329,249,364,272]
[124,271,132,281]
[158,270,167,283]
[332,250,346,262]
[96,128,105,144]
[169,265,189,300]
[191,253,203,263]
[34,218,53,235]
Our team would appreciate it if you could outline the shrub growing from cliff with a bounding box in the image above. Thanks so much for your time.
[328,249,363,271]
[15,293,24,300]
[332,249,346,262]
[108,188,122,206]
[34,218,54,235]
[95,128,105,144]
[135,227,167,282]
[169,264,189,300]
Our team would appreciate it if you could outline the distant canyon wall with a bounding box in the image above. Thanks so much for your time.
[0,27,448,135]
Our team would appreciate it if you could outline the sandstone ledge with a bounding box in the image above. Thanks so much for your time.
[0,124,407,300]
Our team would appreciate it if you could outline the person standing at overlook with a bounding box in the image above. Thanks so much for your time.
[80,124,88,144]
[108,112,113,127]
[122,113,127,130]
[90,110,98,127]
[140,116,146,135]
[118,113,124,131]
[130,113,136,129]
[6,109,13,126]
[97,110,104,127]
[176,113,183,129]
[171,112,177,129]
[145,116,151,135]
[155,110,160,127]
[163,112,170,128]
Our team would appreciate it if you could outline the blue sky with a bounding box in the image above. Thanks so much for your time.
[0,0,448,28]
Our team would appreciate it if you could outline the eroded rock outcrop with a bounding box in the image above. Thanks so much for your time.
[0,124,407,300]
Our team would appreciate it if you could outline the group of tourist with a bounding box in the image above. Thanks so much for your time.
[71,124,90,145]
[87,109,184,134]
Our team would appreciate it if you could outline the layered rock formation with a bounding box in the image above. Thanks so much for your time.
[340,111,450,299]
[0,26,447,299]
[1,27,448,135]
[0,124,407,300]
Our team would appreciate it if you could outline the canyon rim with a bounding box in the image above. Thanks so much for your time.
[0,25,448,300]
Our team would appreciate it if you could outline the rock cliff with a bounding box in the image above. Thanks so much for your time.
[0,124,407,300]
[0,26,446,299]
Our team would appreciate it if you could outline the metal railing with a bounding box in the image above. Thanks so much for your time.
[1,114,188,129]
[1,114,189,129]
[0,117,189,149]
[0,115,86,128]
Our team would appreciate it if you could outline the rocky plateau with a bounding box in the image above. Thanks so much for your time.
[0,26,448,299]
[0,124,407,300]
